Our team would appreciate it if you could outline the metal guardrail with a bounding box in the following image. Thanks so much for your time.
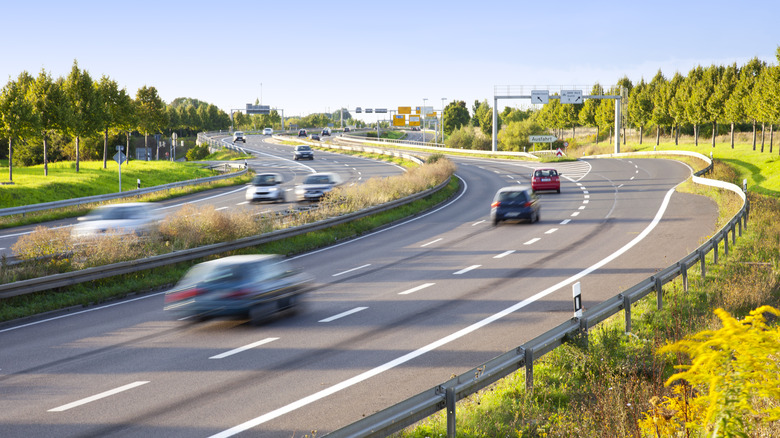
[0,177,451,300]
[324,151,748,437]
[0,163,247,218]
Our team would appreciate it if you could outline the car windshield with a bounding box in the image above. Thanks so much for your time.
[86,205,147,220]
[304,175,332,184]
[296,146,310,151]
[252,175,278,186]
[497,190,530,204]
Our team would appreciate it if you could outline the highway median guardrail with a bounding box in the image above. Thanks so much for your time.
[323,150,747,438]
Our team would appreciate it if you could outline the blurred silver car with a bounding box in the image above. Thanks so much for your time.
[164,254,312,324]
[246,173,285,203]
[71,202,160,238]
[295,172,341,202]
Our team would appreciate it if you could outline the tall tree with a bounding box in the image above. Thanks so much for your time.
[683,65,709,146]
[628,78,653,144]
[649,70,671,146]
[96,76,133,168]
[471,100,483,127]
[64,60,99,172]
[616,76,633,144]
[30,69,67,176]
[442,100,470,135]
[740,57,766,150]
[579,83,602,144]
[135,85,168,160]
[0,72,36,181]
[668,72,687,145]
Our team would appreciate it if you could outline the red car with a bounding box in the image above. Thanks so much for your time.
[531,168,561,193]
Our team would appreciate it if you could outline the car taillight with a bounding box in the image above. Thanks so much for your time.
[524,201,533,207]
[223,288,253,299]
[491,201,501,208]
[165,288,204,303]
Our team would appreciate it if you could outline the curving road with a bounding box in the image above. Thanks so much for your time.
[0,153,717,437]
[0,134,404,259]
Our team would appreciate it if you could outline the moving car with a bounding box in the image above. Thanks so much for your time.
[71,202,160,238]
[344,127,350,132]
[310,134,320,141]
[295,172,341,202]
[164,254,313,325]
[293,145,314,160]
[245,172,285,203]
[298,129,307,137]
[490,185,540,225]
[531,168,561,193]
[321,128,330,136]
[233,131,246,143]
[263,127,273,135]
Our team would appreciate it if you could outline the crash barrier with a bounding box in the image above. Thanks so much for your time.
[0,164,247,219]
[323,151,744,438]
[0,176,451,300]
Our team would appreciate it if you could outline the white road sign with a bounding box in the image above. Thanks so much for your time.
[529,135,558,143]
[561,90,583,104]
[531,90,549,104]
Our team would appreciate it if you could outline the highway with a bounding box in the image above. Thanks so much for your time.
[0,142,718,437]
[0,134,404,259]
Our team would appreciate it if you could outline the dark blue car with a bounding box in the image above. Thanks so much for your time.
[490,185,540,225]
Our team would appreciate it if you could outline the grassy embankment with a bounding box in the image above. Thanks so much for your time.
[0,155,457,323]
[395,138,780,437]
[0,149,253,229]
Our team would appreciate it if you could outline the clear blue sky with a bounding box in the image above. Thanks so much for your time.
[3,0,778,122]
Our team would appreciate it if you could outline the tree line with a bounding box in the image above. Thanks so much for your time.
[441,49,780,151]
[0,60,231,181]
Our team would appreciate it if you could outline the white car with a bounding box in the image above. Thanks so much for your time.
[233,131,246,143]
[262,128,273,135]
[246,173,285,203]
[295,172,342,202]
[71,202,160,239]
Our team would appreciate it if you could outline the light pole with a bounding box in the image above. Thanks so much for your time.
[440,98,447,143]
[422,98,428,141]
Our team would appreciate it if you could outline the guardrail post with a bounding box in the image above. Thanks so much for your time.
[524,347,534,392]
[699,249,706,279]
[679,261,688,292]
[723,230,729,256]
[623,294,632,333]
[713,238,719,264]
[655,276,663,310]
[731,222,736,245]
[738,216,743,237]
[446,386,456,438]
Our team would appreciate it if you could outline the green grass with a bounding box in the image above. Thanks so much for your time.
[0,159,223,208]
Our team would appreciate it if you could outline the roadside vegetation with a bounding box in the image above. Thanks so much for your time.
[0,156,456,322]
[395,139,780,437]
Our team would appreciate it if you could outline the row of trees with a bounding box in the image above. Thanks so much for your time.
[0,60,231,181]
[440,49,780,151]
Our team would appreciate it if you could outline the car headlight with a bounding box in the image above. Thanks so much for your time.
[268,187,278,192]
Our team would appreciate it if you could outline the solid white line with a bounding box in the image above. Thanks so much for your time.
[48,381,149,412]
[453,265,481,275]
[421,238,443,247]
[319,307,368,323]
[560,219,571,225]
[545,228,558,234]
[494,250,515,259]
[332,264,371,277]
[209,338,279,359]
[398,283,436,295]
[524,238,540,245]
[208,186,679,438]
[472,220,486,226]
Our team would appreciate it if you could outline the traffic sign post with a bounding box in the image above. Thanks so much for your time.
[114,146,126,192]
[528,135,558,143]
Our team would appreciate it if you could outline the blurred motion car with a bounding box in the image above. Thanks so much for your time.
[233,131,246,143]
[293,145,314,160]
[298,129,307,137]
[164,254,312,324]
[262,127,273,135]
[310,134,320,141]
[245,172,285,203]
[321,128,330,136]
[295,172,341,202]
[71,202,160,238]
[490,185,540,225]
[531,168,561,193]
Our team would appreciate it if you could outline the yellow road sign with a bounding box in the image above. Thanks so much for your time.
[393,115,406,126]
[398,106,411,115]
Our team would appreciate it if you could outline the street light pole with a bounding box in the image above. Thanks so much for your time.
[440,98,447,143]
[422,98,428,141]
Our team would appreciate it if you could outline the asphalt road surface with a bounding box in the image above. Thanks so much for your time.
[0,154,717,437]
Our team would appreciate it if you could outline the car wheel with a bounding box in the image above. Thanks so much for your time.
[492,218,499,226]
[249,303,272,326]
[293,157,298,161]
[531,211,538,223]
[556,188,560,193]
